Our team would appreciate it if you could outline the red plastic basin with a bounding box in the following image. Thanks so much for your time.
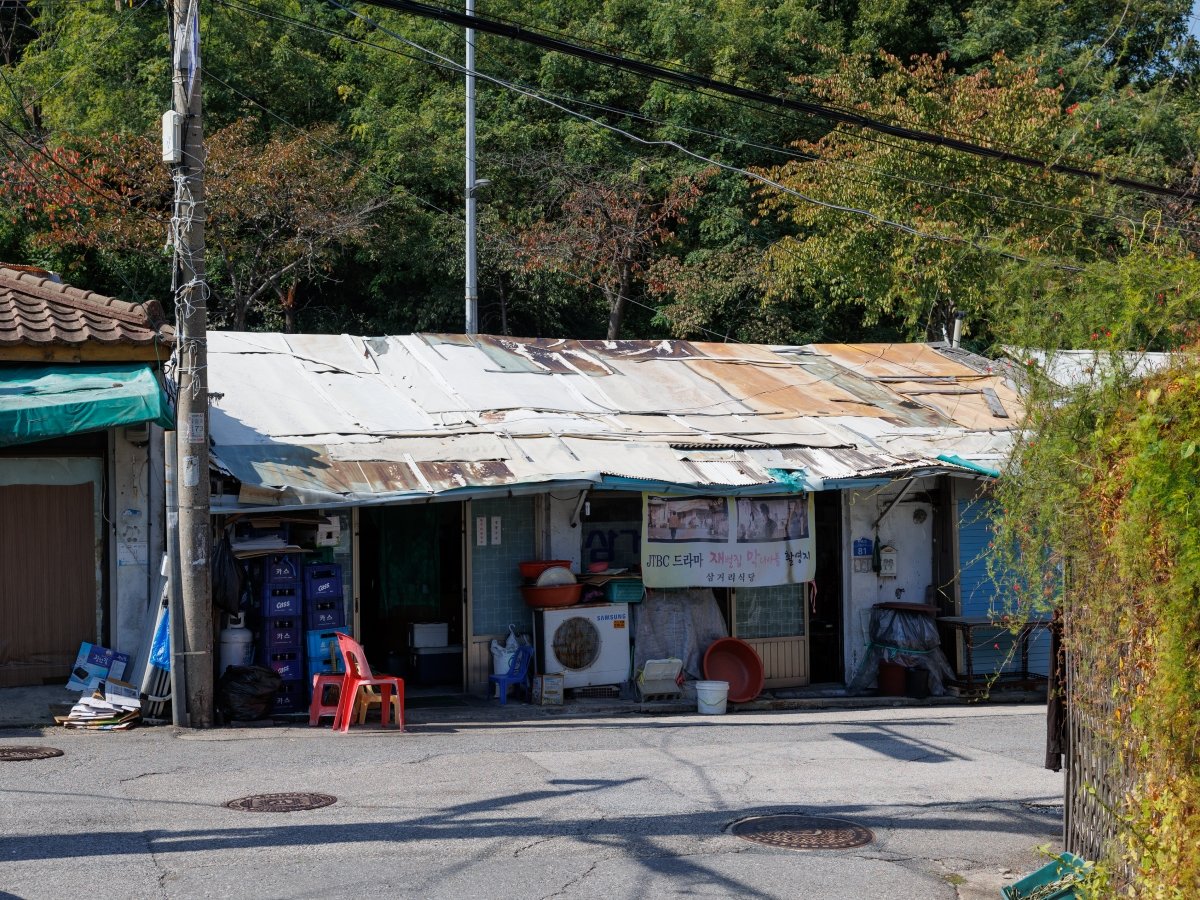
[702,638,765,703]
[521,583,582,609]
[518,560,573,580]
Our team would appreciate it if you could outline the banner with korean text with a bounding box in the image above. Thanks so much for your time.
[640,493,815,588]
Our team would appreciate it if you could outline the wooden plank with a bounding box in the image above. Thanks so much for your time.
[981,386,1009,418]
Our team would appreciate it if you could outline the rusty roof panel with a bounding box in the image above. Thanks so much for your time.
[806,343,975,378]
[577,338,701,359]
[208,332,1022,507]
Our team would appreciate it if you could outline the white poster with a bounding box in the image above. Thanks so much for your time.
[641,493,815,588]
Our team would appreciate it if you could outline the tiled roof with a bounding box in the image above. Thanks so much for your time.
[0,266,172,350]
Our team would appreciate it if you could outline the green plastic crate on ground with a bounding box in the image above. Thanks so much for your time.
[605,580,644,602]
[1002,852,1091,900]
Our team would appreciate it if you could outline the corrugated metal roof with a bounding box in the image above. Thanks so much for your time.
[207,333,1020,510]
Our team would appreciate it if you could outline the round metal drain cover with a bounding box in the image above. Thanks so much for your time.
[225,792,336,812]
[0,746,64,762]
[731,815,873,850]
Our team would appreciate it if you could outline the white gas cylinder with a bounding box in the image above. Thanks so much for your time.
[219,613,255,673]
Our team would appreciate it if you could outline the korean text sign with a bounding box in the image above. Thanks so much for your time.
[640,493,815,588]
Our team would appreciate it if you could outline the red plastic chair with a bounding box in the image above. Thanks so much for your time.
[333,632,404,732]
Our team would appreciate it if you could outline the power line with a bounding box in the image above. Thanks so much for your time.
[322,0,1083,272]
[347,0,1193,201]
[418,0,1190,190]
[216,0,1197,241]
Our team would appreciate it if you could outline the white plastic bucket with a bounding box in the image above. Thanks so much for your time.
[696,680,729,715]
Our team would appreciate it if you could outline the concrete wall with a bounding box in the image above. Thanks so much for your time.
[108,425,159,665]
[841,478,937,682]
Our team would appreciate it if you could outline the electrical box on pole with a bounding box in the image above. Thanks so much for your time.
[161,110,183,164]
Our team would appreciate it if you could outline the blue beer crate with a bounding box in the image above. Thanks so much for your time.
[264,553,300,583]
[262,618,302,650]
[304,564,343,602]
[262,584,302,618]
[266,649,304,682]
[307,598,345,630]
[272,680,305,714]
[306,627,349,673]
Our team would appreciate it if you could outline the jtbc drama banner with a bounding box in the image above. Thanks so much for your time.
[640,493,815,589]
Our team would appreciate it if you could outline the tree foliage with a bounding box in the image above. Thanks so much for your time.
[0,0,1194,342]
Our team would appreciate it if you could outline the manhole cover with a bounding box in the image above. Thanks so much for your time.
[730,814,874,850]
[1021,802,1064,817]
[224,792,337,812]
[0,746,64,762]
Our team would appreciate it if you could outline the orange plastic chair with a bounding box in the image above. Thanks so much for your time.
[333,632,404,732]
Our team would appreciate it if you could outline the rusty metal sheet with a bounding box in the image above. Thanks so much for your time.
[473,336,615,377]
[808,343,976,379]
[687,358,885,418]
[577,338,701,359]
[418,459,515,491]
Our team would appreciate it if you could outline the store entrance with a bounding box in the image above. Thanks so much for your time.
[359,503,464,691]
[808,490,844,684]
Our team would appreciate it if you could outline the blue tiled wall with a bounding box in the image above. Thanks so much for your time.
[471,496,537,636]
[735,584,806,638]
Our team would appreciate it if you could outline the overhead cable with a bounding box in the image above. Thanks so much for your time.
[345,0,1193,201]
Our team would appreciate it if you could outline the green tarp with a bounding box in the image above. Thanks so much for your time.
[0,363,174,447]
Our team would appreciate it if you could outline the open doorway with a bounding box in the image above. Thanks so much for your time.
[358,502,464,691]
[808,490,844,684]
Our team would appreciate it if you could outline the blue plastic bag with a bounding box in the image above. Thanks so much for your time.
[149,607,171,671]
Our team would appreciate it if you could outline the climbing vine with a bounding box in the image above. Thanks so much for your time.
[988,241,1200,896]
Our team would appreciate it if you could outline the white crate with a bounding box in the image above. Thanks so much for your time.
[409,622,449,648]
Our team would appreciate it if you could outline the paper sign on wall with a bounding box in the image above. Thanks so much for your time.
[640,493,815,589]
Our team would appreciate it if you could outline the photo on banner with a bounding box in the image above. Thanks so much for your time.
[641,493,815,588]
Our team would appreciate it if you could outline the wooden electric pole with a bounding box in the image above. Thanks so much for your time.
[169,0,213,726]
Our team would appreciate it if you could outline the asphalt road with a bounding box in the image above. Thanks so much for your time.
[0,703,1062,900]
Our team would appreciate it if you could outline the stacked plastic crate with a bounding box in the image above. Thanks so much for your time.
[259,554,306,712]
[304,563,348,694]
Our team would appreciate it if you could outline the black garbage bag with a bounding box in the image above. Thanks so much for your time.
[217,665,283,720]
[211,531,243,615]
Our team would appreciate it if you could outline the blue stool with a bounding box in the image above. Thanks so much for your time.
[489,644,535,705]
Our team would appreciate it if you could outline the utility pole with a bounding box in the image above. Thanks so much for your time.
[464,0,478,334]
[168,0,213,726]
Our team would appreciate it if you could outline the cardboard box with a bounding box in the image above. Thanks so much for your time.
[532,673,564,706]
[66,643,131,692]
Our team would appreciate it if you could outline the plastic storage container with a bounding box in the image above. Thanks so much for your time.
[605,579,645,602]
[877,660,907,697]
[696,680,729,715]
[408,645,463,685]
[1002,852,1090,899]
[409,622,449,648]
